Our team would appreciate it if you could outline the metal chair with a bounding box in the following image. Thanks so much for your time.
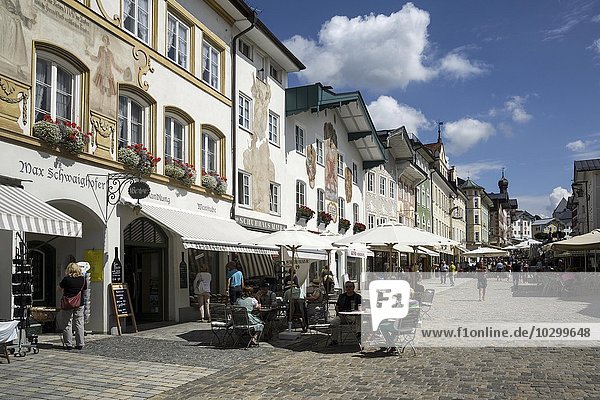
[230,306,262,349]
[420,289,435,319]
[209,303,231,346]
[393,307,421,356]
[307,301,331,345]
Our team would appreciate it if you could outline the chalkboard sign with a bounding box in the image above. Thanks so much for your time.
[110,283,137,335]
[111,247,123,284]
[179,252,188,289]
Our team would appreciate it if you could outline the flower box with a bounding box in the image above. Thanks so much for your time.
[317,211,333,226]
[201,170,227,195]
[296,205,315,220]
[353,222,366,234]
[165,160,196,186]
[118,143,160,176]
[338,218,351,234]
[33,115,92,154]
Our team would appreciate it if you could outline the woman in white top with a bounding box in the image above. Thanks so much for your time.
[193,264,212,322]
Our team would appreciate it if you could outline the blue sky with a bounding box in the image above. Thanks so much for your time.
[248,0,600,217]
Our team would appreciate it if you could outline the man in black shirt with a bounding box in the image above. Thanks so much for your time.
[330,281,361,346]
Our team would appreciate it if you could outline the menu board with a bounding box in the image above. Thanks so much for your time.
[110,283,137,335]
[111,250,123,284]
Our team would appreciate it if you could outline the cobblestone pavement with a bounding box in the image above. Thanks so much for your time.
[2,277,600,399]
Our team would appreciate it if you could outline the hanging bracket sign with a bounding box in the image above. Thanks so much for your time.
[128,181,151,199]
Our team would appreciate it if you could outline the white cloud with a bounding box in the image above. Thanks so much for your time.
[443,118,496,155]
[544,3,594,40]
[566,140,587,152]
[454,161,503,181]
[367,96,430,134]
[593,15,600,23]
[284,3,485,91]
[515,187,572,217]
[505,96,533,123]
[588,38,600,54]
[438,51,488,79]
[549,186,571,211]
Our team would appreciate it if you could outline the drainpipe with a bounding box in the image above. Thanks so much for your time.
[230,14,257,220]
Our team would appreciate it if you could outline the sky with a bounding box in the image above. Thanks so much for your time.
[247,0,600,217]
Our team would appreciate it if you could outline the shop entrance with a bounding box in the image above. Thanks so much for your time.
[123,218,168,322]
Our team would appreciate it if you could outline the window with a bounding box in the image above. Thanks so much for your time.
[269,64,282,83]
[338,197,345,219]
[239,39,252,60]
[475,232,480,242]
[268,111,279,145]
[390,180,396,199]
[238,171,251,207]
[316,139,324,164]
[164,116,185,162]
[166,13,189,69]
[417,188,420,205]
[474,198,479,208]
[296,181,306,207]
[317,189,324,213]
[269,182,280,214]
[379,176,386,196]
[474,214,479,224]
[367,172,375,192]
[295,125,305,154]
[118,93,147,148]
[202,40,220,90]
[337,154,344,176]
[352,163,358,184]
[123,0,151,43]
[378,217,387,226]
[353,204,359,224]
[34,55,79,123]
[201,130,219,172]
[238,93,251,130]
[368,214,375,229]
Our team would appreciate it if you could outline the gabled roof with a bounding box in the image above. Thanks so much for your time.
[574,159,600,173]
[531,218,556,226]
[424,142,442,156]
[459,178,484,190]
[286,83,386,168]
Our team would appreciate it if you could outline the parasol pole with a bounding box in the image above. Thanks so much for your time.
[387,243,394,272]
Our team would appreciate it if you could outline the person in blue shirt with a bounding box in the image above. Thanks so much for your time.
[226,261,244,304]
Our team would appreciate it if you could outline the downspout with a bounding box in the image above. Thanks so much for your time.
[230,14,257,220]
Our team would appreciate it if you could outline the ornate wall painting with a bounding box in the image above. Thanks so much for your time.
[242,77,274,213]
[90,110,116,158]
[323,122,338,203]
[344,166,352,203]
[0,0,37,82]
[0,75,29,132]
[306,144,316,189]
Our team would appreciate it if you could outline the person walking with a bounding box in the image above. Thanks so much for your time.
[449,261,456,286]
[476,264,488,301]
[321,267,334,295]
[226,261,244,305]
[193,264,212,322]
[57,263,87,350]
[440,261,449,284]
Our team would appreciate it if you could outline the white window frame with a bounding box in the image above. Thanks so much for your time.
[316,139,324,164]
[379,176,386,196]
[338,197,345,219]
[268,111,279,145]
[352,163,358,184]
[295,125,305,154]
[238,92,251,130]
[269,182,280,215]
[317,189,325,213]
[164,115,187,163]
[166,12,190,70]
[474,213,480,224]
[118,92,149,148]
[296,180,306,207]
[202,40,220,90]
[367,172,375,192]
[122,0,152,44]
[239,38,252,60]
[269,63,282,83]
[353,203,359,224]
[368,214,375,229]
[238,171,252,207]
[34,53,80,124]
[337,154,344,176]
[474,198,479,208]
[390,180,396,199]
[201,130,219,173]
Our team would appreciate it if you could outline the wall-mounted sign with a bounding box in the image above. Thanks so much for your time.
[235,215,287,232]
[128,181,151,199]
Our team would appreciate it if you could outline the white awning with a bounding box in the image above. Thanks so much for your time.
[0,184,82,237]
[135,202,276,254]
[289,249,328,261]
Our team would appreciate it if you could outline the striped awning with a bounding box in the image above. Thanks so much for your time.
[237,253,276,278]
[183,242,277,255]
[0,184,82,237]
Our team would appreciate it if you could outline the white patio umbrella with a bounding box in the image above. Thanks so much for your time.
[515,239,543,249]
[551,229,600,251]
[252,226,334,336]
[462,247,509,257]
[335,222,455,271]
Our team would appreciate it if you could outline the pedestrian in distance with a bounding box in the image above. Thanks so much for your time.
[57,262,87,350]
[476,263,488,301]
[449,261,456,286]
[193,263,212,322]
[226,260,244,305]
[440,261,449,284]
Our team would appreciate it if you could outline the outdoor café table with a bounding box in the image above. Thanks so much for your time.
[256,306,281,339]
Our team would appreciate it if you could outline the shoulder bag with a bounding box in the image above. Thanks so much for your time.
[60,279,86,310]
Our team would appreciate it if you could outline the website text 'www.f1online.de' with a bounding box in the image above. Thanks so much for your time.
[421,325,593,339]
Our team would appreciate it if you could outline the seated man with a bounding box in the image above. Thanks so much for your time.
[255,283,277,308]
[306,278,324,303]
[283,280,307,332]
[329,281,361,346]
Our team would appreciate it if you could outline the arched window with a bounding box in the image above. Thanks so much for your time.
[164,108,193,164]
[296,180,306,208]
[118,86,154,149]
[34,47,86,124]
[201,125,224,175]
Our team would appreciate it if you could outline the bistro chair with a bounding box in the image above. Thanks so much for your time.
[209,303,232,346]
[230,306,262,349]
[307,301,332,345]
[393,306,421,356]
[420,289,435,320]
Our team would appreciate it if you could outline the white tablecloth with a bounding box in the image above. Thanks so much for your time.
[0,321,19,343]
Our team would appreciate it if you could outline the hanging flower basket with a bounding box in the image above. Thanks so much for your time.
[353,222,366,234]
[59,124,92,154]
[32,118,61,145]
[33,115,92,154]
[317,211,333,226]
[296,205,315,220]
[118,143,160,176]
[165,160,196,186]
[339,218,351,234]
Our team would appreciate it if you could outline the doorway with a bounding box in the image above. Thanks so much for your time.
[123,218,168,322]
[27,241,56,307]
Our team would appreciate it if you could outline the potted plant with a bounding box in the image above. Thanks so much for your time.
[59,122,92,154]
[317,211,333,229]
[32,115,62,145]
[353,222,366,234]
[201,170,218,189]
[165,160,197,186]
[338,218,351,234]
[296,205,315,226]
[118,143,161,176]
[214,174,228,194]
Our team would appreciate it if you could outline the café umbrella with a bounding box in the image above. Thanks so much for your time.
[335,222,456,271]
[251,226,334,336]
[461,247,509,257]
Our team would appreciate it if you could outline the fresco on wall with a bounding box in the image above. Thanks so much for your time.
[306,144,316,189]
[0,0,37,81]
[243,77,275,213]
[324,122,338,222]
[344,166,352,202]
